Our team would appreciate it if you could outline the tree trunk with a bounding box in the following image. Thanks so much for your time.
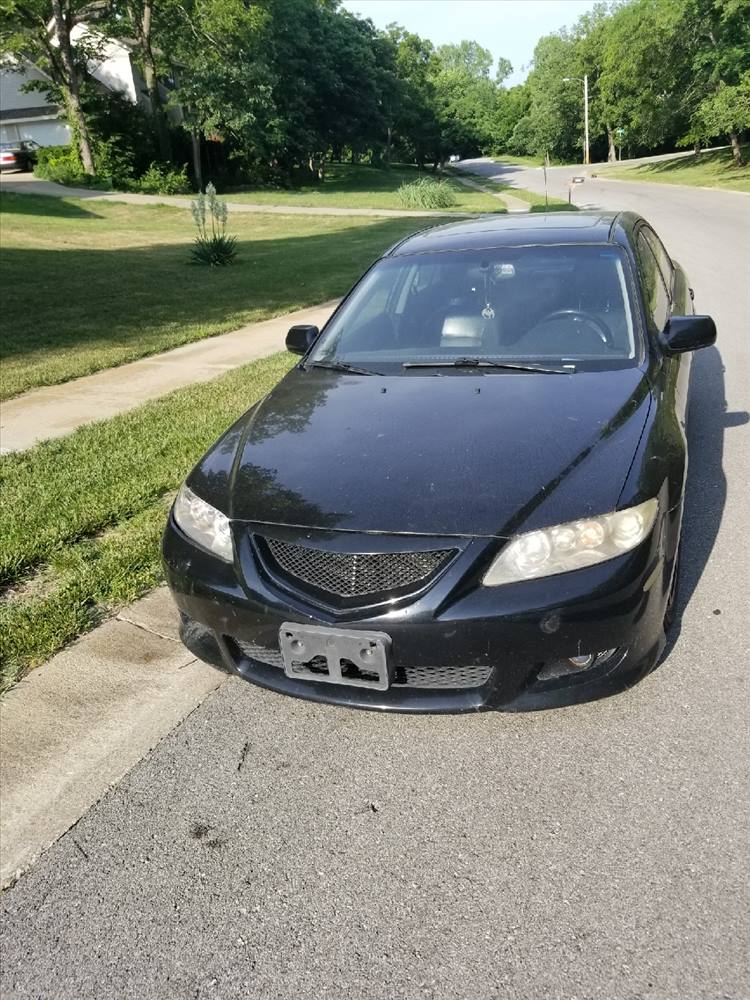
[385,125,392,166]
[606,127,617,163]
[51,0,95,174]
[729,131,744,166]
[191,129,202,189]
[137,1,172,161]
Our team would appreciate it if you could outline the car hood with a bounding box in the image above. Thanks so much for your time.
[191,369,652,538]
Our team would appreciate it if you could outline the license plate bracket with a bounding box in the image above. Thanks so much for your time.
[279,622,392,691]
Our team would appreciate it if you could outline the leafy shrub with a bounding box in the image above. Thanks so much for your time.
[34,145,83,185]
[190,183,238,266]
[397,176,457,209]
[135,162,191,195]
[33,146,110,189]
[91,136,135,188]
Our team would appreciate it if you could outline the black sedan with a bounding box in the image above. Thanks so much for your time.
[163,212,716,712]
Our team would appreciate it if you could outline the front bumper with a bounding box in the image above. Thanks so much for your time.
[162,512,676,713]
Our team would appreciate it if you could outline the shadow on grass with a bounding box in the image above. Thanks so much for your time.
[225,162,425,198]
[0,191,103,219]
[629,146,746,176]
[0,216,438,376]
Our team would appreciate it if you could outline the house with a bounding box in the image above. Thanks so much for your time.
[1,30,176,147]
[0,63,69,146]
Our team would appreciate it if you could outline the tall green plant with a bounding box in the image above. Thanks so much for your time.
[190,182,238,265]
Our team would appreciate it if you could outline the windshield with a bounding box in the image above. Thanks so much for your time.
[310,245,641,372]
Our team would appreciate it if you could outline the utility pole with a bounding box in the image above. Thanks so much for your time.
[583,73,589,166]
[563,75,590,166]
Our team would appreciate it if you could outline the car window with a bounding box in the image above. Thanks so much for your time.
[635,232,670,333]
[310,245,640,372]
[640,226,674,294]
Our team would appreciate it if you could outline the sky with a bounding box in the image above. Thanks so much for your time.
[340,0,599,86]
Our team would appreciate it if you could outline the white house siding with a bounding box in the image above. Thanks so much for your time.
[0,66,70,145]
[1,66,51,111]
[70,26,146,107]
[0,118,70,145]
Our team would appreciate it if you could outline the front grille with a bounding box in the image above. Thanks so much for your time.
[233,639,492,690]
[236,639,285,669]
[401,664,492,689]
[260,537,455,600]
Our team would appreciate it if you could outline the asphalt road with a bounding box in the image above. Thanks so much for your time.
[2,164,749,1000]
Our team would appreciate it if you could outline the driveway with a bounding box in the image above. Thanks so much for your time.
[1,163,749,1000]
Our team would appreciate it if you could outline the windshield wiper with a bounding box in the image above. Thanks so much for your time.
[306,360,379,376]
[402,358,573,374]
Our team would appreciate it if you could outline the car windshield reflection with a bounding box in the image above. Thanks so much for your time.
[309,245,641,373]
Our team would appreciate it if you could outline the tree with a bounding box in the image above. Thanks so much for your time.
[594,0,690,156]
[678,0,750,164]
[160,0,276,185]
[691,72,750,162]
[123,0,172,160]
[385,25,441,167]
[519,32,583,161]
[431,41,499,159]
[0,0,102,173]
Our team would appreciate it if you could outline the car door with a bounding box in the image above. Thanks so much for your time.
[634,223,691,434]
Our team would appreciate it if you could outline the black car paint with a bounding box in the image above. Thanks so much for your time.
[163,211,714,712]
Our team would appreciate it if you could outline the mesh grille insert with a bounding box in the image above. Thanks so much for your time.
[233,639,492,690]
[261,538,455,599]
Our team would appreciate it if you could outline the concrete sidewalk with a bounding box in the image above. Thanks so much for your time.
[448,170,531,213]
[1,299,338,453]
[0,172,476,219]
[0,587,226,889]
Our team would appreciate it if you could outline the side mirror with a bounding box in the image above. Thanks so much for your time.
[660,315,716,355]
[285,324,319,355]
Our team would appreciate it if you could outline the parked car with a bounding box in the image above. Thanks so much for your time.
[164,212,716,713]
[0,140,40,172]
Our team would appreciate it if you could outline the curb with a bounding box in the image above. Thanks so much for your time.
[0,587,225,889]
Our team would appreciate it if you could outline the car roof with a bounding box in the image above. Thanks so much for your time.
[386,211,639,256]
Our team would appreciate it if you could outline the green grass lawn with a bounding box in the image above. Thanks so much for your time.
[0,352,295,692]
[0,192,442,400]
[491,185,574,212]
[224,162,503,213]
[598,145,750,192]
[451,170,574,212]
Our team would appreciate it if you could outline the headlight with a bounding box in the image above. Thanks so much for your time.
[482,498,658,587]
[173,483,234,563]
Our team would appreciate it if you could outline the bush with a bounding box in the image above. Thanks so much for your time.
[134,162,191,195]
[397,176,457,209]
[190,183,238,266]
[34,146,111,189]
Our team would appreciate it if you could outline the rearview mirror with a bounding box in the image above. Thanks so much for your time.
[660,315,716,355]
[286,324,319,355]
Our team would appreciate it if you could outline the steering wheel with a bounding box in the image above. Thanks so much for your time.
[534,309,613,346]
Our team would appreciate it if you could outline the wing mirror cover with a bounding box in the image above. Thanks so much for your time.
[286,324,320,355]
[660,315,716,355]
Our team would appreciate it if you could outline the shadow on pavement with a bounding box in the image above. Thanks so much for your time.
[664,345,748,657]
